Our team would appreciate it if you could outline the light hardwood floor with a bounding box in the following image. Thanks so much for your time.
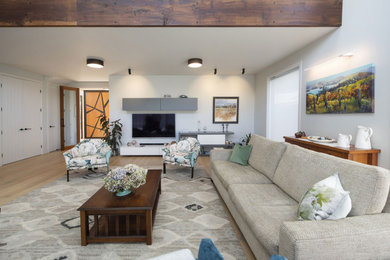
[0,151,255,259]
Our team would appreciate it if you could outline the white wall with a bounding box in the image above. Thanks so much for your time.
[66,81,109,90]
[109,75,255,145]
[254,0,390,169]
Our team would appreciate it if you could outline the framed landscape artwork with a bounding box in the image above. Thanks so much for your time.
[306,63,375,114]
[213,97,239,123]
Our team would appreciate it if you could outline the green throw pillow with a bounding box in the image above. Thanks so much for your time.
[297,173,352,221]
[229,144,252,166]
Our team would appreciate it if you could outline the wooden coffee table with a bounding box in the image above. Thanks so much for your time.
[77,169,161,246]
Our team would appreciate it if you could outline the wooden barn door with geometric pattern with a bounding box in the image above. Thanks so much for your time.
[84,90,109,138]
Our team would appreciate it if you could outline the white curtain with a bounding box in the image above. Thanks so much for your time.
[268,68,300,142]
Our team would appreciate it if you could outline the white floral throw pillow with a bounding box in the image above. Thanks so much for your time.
[298,173,352,221]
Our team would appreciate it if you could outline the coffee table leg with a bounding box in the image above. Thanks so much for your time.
[146,210,152,245]
[80,211,87,246]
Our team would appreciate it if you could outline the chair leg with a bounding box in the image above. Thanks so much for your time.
[191,167,194,179]
[163,163,166,174]
[67,170,69,182]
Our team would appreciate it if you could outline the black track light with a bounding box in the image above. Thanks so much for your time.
[214,68,217,75]
[128,68,131,75]
[242,68,245,75]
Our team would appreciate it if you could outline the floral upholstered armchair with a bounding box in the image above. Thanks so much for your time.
[162,137,201,178]
[63,139,112,182]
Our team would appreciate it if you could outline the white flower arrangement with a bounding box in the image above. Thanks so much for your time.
[104,164,148,193]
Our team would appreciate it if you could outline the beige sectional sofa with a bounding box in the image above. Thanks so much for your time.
[210,134,390,260]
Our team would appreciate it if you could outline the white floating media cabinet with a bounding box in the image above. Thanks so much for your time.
[119,131,234,156]
[120,144,164,156]
[179,131,235,155]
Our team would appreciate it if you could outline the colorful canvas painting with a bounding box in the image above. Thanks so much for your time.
[213,97,239,123]
[306,64,375,114]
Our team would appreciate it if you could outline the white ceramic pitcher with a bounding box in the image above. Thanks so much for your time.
[355,126,373,149]
[337,134,352,148]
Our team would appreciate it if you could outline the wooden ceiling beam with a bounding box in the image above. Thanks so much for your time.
[0,0,342,27]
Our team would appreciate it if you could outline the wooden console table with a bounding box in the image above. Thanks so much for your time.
[284,136,380,166]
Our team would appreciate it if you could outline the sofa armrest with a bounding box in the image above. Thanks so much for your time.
[63,150,73,166]
[279,213,390,260]
[210,149,233,162]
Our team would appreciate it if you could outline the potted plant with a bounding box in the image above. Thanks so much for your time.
[104,164,148,196]
[241,133,252,146]
[99,114,123,155]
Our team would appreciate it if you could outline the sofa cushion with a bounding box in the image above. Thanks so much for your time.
[298,173,352,220]
[68,155,106,167]
[228,184,297,255]
[229,144,252,166]
[273,144,390,216]
[248,135,287,180]
[211,160,272,189]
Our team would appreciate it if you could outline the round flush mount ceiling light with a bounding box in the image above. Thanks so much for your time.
[187,58,203,68]
[87,58,104,69]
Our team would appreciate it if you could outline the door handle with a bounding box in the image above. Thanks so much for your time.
[19,128,24,131]
[24,128,32,130]
[49,125,55,128]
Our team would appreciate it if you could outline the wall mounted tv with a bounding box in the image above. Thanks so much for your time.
[132,114,176,138]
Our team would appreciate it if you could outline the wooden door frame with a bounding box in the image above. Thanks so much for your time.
[60,86,80,151]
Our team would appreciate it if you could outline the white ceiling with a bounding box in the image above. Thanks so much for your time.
[0,27,335,81]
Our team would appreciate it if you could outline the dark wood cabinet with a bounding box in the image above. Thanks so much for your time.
[284,136,381,166]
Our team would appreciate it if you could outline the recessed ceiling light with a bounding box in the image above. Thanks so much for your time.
[188,58,203,68]
[87,58,104,69]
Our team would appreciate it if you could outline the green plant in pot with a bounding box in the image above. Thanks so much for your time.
[241,133,252,146]
[99,114,123,156]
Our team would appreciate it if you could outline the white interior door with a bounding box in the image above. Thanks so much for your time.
[22,80,42,158]
[48,84,60,152]
[267,68,300,142]
[1,75,42,164]
[1,75,24,163]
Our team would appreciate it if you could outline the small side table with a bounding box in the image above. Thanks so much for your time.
[77,170,162,246]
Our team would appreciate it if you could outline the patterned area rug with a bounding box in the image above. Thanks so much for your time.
[0,167,245,260]
[163,165,211,181]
